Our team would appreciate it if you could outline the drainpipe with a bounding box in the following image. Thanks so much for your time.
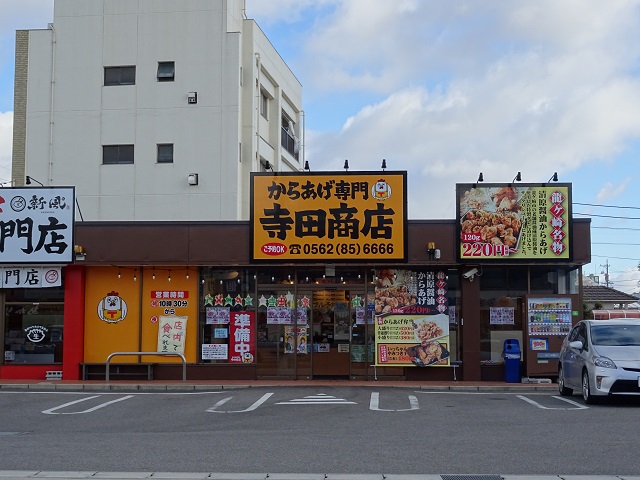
[48,24,56,185]
[255,53,261,170]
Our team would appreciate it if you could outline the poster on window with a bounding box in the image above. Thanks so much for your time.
[1,266,62,288]
[202,343,228,360]
[229,311,255,363]
[490,307,515,325]
[157,316,187,354]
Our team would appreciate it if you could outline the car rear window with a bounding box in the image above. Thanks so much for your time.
[590,325,640,346]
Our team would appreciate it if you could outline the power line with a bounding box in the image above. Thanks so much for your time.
[574,212,640,220]
[592,226,640,232]
[574,202,640,210]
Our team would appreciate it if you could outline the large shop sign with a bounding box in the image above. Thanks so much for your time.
[251,172,407,262]
[456,183,572,261]
[0,187,75,264]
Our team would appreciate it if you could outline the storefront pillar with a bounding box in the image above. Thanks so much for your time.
[461,273,481,381]
[63,265,85,380]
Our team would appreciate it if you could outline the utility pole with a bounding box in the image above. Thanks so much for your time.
[600,260,612,287]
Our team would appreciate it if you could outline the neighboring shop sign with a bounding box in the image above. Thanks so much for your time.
[0,187,75,263]
[1,266,62,288]
[457,183,571,261]
[374,269,450,367]
[251,172,407,262]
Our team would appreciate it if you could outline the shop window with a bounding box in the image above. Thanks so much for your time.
[104,66,136,86]
[199,269,256,364]
[4,286,65,364]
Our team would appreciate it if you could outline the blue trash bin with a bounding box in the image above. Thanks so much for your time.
[503,339,521,383]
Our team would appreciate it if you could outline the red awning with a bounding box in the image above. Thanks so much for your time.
[592,310,640,320]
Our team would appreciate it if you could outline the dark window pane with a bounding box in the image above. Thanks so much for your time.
[157,144,174,163]
[104,66,135,86]
[104,67,120,85]
[121,66,136,85]
[157,62,175,82]
[103,145,134,164]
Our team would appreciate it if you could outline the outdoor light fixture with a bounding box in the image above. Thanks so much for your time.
[513,172,522,182]
[381,159,387,171]
[477,173,484,182]
[25,175,44,186]
[343,159,349,171]
[188,173,199,186]
[549,172,558,182]
[304,161,310,171]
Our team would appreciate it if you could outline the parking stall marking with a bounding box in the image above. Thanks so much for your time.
[42,395,134,415]
[516,395,588,410]
[207,393,273,413]
[369,392,419,412]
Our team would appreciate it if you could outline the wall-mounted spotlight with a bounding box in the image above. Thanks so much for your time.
[26,175,44,186]
[512,172,522,182]
[304,161,310,171]
[188,173,199,186]
[548,172,558,182]
[343,159,349,171]
[477,172,484,182]
[381,159,387,171]
[263,160,274,172]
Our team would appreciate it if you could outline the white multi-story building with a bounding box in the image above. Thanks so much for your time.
[12,0,303,221]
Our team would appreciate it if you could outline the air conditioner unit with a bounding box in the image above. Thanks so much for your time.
[187,92,197,104]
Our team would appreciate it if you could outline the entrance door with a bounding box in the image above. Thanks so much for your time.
[310,289,355,378]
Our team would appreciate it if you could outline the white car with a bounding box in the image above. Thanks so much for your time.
[558,319,640,404]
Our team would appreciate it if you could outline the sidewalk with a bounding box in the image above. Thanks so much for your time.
[0,378,558,392]
[0,472,638,480]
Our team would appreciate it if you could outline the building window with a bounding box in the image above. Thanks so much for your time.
[281,113,300,161]
[104,66,136,86]
[4,286,65,365]
[157,144,174,163]
[103,145,134,164]
[157,61,175,82]
[260,91,268,119]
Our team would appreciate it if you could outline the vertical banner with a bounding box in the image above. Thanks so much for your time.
[229,311,255,363]
[157,316,187,354]
[375,269,450,367]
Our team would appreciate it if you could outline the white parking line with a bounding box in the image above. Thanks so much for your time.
[516,395,588,410]
[42,395,134,414]
[369,392,419,412]
[207,393,274,413]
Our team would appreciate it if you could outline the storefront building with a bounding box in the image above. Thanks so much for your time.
[0,176,591,382]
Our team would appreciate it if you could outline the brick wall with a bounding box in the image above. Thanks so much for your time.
[11,30,28,186]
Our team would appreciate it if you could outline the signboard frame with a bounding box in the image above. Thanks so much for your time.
[250,171,407,263]
[0,186,76,264]
[456,182,573,263]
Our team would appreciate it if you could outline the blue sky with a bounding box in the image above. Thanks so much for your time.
[1,0,639,294]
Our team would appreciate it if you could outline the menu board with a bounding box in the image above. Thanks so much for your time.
[374,269,450,367]
[527,298,572,336]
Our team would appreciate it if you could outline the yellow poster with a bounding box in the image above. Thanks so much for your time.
[251,172,407,261]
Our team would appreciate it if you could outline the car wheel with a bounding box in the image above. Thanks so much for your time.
[558,366,573,396]
[582,369,596,404]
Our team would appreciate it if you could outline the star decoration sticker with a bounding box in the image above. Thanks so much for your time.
[224,295,233,306]
[285,291,295,306]
[214,294,224,306]
[300,296,310,308]
[244,295,253,307]
[351,295,363,308]
[267,295,277,307]
[277,295,287,307]
[204,294,214,306]
[234,295,243,306]
[258,295,267,307]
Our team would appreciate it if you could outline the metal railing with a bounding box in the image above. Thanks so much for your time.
[105,351,187,383]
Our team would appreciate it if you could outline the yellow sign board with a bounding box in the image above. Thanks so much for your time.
[251,172,407,262]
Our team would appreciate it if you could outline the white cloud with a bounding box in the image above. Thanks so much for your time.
[0,111,12,184]
[596,178,632,203]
